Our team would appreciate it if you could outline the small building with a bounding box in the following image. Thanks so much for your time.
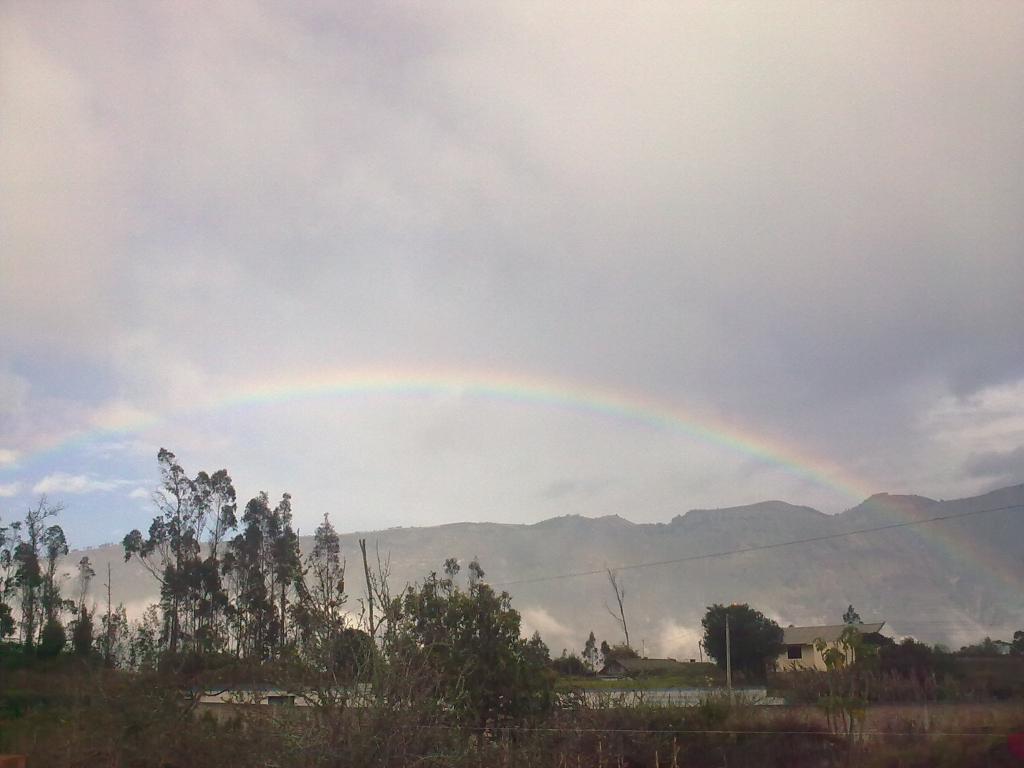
[196,685,309,706]
[776,622,886,672]
[195,683,372,708]
[599,657,692,678]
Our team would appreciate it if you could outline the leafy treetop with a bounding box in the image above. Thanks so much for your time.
[701,603,783,679]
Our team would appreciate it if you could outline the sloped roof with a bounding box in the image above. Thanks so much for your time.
[783,622,885,646]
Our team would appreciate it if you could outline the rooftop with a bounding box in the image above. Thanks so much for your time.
[782,622,885,646]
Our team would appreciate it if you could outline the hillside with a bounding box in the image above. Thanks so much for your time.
[68,483,1024,656]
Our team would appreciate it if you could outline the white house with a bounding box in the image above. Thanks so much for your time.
[776,622,886,672]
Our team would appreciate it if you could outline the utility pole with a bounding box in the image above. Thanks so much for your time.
[105,562,113,667]
[359,538,375,638]
[725,613,733,704]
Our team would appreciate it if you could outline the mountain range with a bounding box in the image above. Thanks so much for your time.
[68,482,1024,657]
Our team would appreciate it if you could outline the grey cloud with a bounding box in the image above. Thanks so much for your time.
[2,2,1024,539]
[539,480,582,501]
[965,446,1024,480]
[538,477,614,502]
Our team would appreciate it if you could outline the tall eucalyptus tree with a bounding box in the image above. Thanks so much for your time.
[13,497,64,647]
[224,491,301,660]
[123,449,237,654]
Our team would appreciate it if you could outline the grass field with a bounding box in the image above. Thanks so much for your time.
[555,662,725,691]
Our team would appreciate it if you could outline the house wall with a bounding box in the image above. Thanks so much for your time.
[776,641,855,672]
[199,688,307,705]
[598,660,629,677]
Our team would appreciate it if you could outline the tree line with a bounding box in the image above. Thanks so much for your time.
[0,449,555,724]
[3,450,1021,695]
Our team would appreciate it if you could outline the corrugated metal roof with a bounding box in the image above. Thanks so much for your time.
[782,622,885,646]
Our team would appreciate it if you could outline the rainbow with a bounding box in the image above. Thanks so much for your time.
[2,367,865,497]
[238,368,875,497]
[2,367,1019,587]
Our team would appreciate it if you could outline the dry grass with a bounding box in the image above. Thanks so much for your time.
[4,667,1023,767]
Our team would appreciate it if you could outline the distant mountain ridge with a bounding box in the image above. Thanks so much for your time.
[68,483,1024,657]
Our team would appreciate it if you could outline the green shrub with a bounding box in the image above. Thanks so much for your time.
[37,619,66,658]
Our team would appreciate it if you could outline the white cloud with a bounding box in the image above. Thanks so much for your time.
[32,472,131,495]
[906,378,1024,498]
[81,438,155,464]
[119,598,155,622]
[0,481,22,497]
[925,379,1024,446]
[127,487,150,500]
[520,606,574,650]
[657,621,704,662]
[0,449,20,467]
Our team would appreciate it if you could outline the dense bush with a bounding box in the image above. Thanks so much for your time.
[393,563,554,724]
[37,619,66,658]
[702,604,783,679]
[551,651,590,676]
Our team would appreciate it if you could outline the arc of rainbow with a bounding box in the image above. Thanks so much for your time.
[3,368,865,499]
[234,368,869,500]
[3,368,1020,590]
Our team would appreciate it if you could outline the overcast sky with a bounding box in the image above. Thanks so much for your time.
[2,1,1023,548]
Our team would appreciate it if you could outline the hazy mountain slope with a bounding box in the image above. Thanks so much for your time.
[67,483,1024,657]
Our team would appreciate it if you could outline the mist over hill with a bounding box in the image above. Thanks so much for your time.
[70,483,1024,657]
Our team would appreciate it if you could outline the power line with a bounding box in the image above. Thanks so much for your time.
[494,502,1024,588]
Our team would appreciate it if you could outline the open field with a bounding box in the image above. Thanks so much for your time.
[4,665,1023,768]
[555,663,724,691]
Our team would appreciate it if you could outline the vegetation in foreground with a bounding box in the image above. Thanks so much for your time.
[3,449,1023,766]
[4,660,1024,768]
